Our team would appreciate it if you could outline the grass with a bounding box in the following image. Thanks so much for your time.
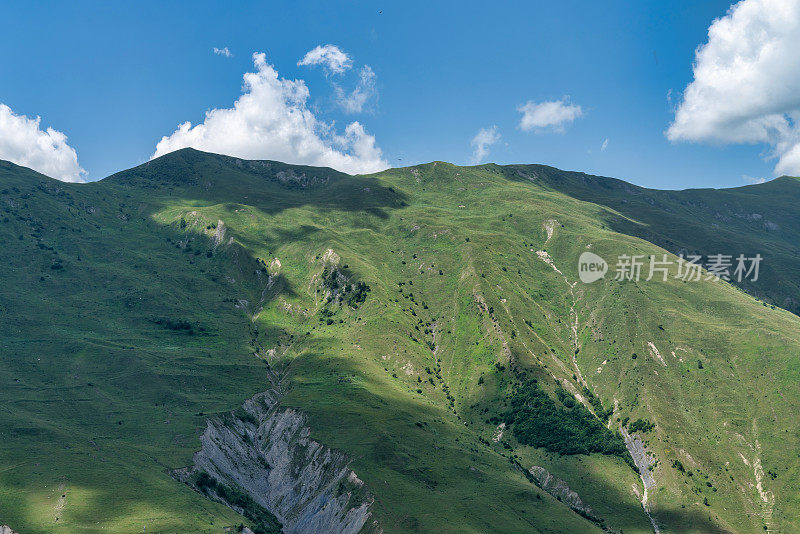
[1,150,799,532]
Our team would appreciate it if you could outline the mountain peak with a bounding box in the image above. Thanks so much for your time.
[105,148,350,190]
[0,158,62,187]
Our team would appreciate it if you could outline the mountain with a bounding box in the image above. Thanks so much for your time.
[510,164,800,314]
[1,148,799,533]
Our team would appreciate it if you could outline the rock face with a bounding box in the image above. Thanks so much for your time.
[0,526,19,534]
[529,466,592,516]
[620,427,659,534]
[177,389,376,534]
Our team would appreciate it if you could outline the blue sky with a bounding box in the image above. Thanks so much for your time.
[0,0,797,189]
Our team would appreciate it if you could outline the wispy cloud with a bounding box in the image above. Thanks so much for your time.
[518,98,583,133]
[299,45,377,114]
[743,174,767,184]
[0,103,86,182]
[470,126,501,164]
[601,138,609,151]
[152,53,387,175]
[213,47,232,58]
[334,66,377,114]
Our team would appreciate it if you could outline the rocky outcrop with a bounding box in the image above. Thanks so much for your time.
[529,466,593,517]
[175,389,376,534]
[528,466,630,533]
[621,427,659,533]
[0,526,19,534]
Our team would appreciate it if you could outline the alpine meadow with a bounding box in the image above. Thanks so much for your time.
[1,148,799,533]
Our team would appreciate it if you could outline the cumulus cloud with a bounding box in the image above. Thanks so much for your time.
[297,44,352,75]
[470,125,501,164]
[0,104,86,182]
[152,52,388,175]
[518,98,583,133]
[335,65,377,114]
[213,47,232,58]
[666,0,800,176]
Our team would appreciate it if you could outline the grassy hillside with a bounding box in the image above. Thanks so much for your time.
[510,164,800,314]
[1,150,799,533]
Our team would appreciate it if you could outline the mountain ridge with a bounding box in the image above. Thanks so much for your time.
[7,149,799,314]
[1,151,799,532]
[6,146,799,193]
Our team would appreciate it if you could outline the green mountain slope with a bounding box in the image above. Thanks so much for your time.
[1,150,798,533]
[509,164,800,314]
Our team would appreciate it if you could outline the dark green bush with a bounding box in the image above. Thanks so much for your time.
[504,378,632,466]
[234,407,258,426]
[628,418,655,433]
[192,472,281,534]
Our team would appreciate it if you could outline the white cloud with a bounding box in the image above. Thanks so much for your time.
[518,98,583,133]
[743,174,767,184]
[601,138,609,151]
[298,44,352,75]
[335,65,377,114]
[213,47,232,58]
[152,52,388,175]
[776,139,800,174]
[299,45,377,114]
[667,0,800,176]
[0,104,86,182]
[470,125,501,164]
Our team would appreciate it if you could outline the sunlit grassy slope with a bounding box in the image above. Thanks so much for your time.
[514,164,800,315]
[1,149,799,533]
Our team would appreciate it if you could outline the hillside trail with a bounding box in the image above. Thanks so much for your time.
[749,420,776,532]
[535,239,660,534]
[534,249,586,387]
[539,220,585,385]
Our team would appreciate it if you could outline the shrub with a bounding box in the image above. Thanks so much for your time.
[582,386,612,421]
[346,281,371,308]
[629,418,655,434]
[153,317,195,334]
[195,471,217,492]
[505,378,632,466]
[193,472,281,534]
[234,407,258,426]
